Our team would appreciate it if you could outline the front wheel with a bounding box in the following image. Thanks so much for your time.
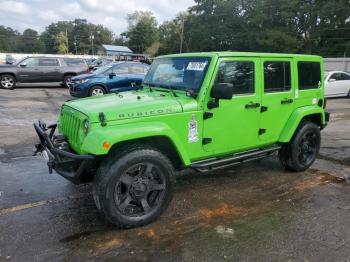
[0,74,16,89]
[278,122,321,172]
[93,146,175,228]
[89,86,106,96]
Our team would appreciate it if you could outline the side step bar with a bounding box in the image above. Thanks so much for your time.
[190,145,281,173]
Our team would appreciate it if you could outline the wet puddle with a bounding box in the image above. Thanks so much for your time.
[58,167,347,260]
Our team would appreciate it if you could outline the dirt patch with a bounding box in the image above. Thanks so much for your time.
[198,204,243,221]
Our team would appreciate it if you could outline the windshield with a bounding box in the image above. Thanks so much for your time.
[93,64,113,75]
[143,57,211,93]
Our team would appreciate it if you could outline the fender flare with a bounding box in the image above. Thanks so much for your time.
[278,106,325,142]
[81,121,191,166]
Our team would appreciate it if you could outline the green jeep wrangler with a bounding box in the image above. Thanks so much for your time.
[34,52,329,228]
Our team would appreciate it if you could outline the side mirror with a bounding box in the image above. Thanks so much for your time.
[20,63,27,67]
[210,83,234,100]
[328,78,336,83]
[109,72,116,79]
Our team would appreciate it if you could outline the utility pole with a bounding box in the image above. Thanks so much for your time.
[90,33,95,57]
[65,29,69,54]
[179,17,185,53]
[74,38,78,55]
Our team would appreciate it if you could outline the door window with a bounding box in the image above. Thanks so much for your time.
[216,61,255,95]
[298,62,321,89]
[329,73,342,81]
[22,58,40,67]
[263,61,291,92]
[113,64,129,74]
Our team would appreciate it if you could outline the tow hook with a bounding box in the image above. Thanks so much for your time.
[47,160,54,174]
[33,143,44,156]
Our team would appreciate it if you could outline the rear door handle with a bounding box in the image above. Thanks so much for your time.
[245,102,260,109]
[281,98,293,104]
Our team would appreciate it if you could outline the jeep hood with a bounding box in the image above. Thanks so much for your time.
[64,90,198,123]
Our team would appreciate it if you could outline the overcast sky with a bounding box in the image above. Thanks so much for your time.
[0,0,194,34]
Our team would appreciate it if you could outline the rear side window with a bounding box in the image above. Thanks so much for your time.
[216,61,255,95]
[340,73,350,80]
[39,58,59,66]
[264,61,291,92]
[298,62,321,89]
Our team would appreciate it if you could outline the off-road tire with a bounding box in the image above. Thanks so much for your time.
[93,145,175,228]
[63,74,74,88]
[89,86,106,96]
[278,121,321,172]
[0,74,16,90]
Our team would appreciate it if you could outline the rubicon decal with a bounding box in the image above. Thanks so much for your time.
[117,108,173,119]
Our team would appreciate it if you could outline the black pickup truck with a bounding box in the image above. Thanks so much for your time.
[0,56,89,89]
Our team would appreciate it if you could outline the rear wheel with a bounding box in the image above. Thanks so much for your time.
[93,146,175,228]
[278,122,321,172]
[89,86,106,96]
[0,74,16,89]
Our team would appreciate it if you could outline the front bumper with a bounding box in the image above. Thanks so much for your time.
[68,82,88,98]
[33,121,94,184]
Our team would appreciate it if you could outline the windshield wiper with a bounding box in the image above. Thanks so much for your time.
[162,84,178,97]
[143,82,154,92]
[144,83,178,97]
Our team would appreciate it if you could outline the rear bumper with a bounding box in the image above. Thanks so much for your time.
[33,121,94,184]
[322,111,330,129]
[325,111,330,122]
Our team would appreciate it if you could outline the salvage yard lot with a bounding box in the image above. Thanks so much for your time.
[0,87,350,261]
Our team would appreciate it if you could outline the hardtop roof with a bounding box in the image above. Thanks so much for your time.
[158,51,322,59]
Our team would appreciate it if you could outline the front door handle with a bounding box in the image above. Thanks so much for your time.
[245,102,260,109]
[281,98,293,104]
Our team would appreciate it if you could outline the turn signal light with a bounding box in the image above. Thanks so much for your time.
[103,141,110,150]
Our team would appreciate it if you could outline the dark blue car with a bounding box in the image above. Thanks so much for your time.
[69,62,149,97]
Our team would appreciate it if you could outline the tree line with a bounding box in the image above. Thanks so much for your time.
[0,0,349,57]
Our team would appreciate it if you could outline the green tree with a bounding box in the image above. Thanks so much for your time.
[0,26,20,52]
[55,32,68,54]
[17,29,45,53]
[126,11,159,53]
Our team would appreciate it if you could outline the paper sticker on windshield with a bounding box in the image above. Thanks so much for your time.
[187,62,207,71]
[188,114,199,143]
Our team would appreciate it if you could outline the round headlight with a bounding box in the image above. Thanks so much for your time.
[83,119,89,134]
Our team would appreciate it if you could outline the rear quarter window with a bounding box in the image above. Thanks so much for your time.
[298,62,321,90]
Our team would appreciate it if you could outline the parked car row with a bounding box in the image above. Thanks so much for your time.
[0,56,149,97]
[69,62,149,97]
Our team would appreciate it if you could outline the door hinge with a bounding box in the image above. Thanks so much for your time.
[260,106,268,113]
[202,138,212,145]
[259,128,266,135]
[203,112,213,120]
